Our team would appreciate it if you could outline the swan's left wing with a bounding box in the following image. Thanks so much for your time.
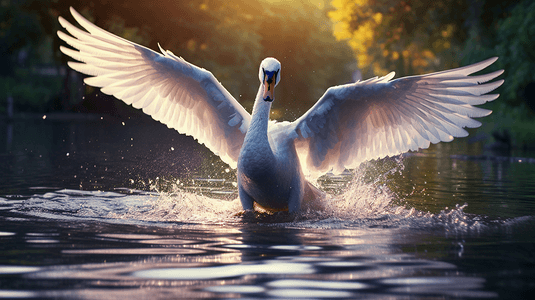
[57,7,250,167]
[286,57,503,177]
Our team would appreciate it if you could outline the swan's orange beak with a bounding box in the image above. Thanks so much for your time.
[262,71,277,102]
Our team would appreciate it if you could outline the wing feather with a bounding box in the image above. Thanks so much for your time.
[283,57,503,177]
[58,7,250,168]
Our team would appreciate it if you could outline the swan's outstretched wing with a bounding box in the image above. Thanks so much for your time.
[287,57,503,177]
[57,7,250,167]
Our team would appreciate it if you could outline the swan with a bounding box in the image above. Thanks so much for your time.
[57,7,504,213]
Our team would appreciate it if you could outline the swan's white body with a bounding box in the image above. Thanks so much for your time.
[58,8,504,212]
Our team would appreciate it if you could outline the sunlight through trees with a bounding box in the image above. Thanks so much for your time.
[328,0,468,77]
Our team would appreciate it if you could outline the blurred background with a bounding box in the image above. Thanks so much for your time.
[1,0,534,148]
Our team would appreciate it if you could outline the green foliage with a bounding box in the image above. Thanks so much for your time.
[141,0,355,118]
[329,0,468,77]
[459,0,535,147]
[0,0,44,75]
[493,0,535,107]
[1,0,354,118]
[0,70,63,112]
[475,101,535,149]
[461,1,535,106]
[0,0,64,112]
[329,0,535,148]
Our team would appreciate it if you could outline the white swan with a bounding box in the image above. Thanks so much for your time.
[58,7,504,213]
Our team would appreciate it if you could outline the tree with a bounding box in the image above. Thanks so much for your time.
[461,0,535,108]
[458,0,535,147]
[2,0,354,116]
[328,0,468,77]
[0,0,44,76]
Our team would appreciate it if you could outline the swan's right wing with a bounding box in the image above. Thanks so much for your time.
[286,57,503,177]
[58,7,250,167]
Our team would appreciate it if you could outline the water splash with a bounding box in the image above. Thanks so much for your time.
[130,157,450,231]
[127,157,498,234]
[138,184,243,224]
[323,173,396,219]
[128,158,404,225]
[8,155,528,234]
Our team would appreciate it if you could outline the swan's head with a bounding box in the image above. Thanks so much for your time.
[258,57,281,102]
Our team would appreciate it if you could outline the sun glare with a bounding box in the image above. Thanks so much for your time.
[260,0,325,9]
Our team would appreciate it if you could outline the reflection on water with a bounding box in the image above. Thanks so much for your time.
[1,118,535,299]
[0,117,215,196]
[1,215,510,299]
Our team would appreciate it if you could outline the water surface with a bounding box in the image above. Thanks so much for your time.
[1,117,534,299]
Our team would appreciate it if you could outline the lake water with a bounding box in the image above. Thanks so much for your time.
[1,116,534,299]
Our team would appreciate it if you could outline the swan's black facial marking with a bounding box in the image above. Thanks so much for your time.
[263,70,278,86]
[263,69,278,102]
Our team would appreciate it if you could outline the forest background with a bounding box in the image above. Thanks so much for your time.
[1,0,533,148]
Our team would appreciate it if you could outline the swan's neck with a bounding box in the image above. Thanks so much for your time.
[245,86,272,142]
